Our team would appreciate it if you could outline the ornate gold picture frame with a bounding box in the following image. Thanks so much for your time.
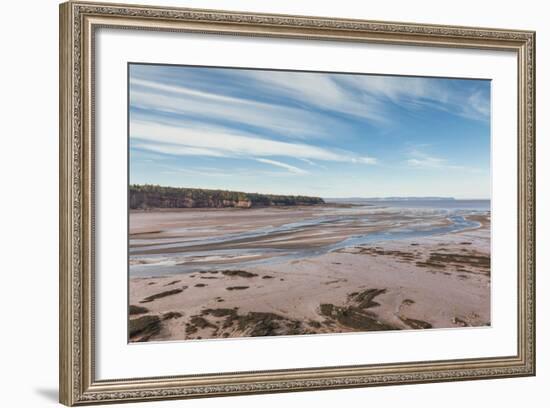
[59,1,535,405]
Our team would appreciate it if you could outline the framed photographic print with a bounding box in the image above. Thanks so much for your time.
[59,1,536,405]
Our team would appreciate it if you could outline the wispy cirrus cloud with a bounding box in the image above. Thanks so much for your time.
[336,75,490,122]
[256,158,309,175]
[351,156,378,165]
[130,120,378,167]
[130,77,341,140]
[299,158,328,169]
[233,70,387,123]
[405,149,478,172]
[233,71,490,124]
[407,156,449,169]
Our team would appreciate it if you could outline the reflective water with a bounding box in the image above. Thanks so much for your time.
[130,200,489,277]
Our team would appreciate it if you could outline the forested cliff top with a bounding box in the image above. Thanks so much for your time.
[129,184,325,209]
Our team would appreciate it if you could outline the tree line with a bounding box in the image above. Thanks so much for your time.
[129,184,325,209]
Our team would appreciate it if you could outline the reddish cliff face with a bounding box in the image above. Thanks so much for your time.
[236,200,253,208]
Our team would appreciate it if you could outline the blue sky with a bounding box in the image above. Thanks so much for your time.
[129,64,491,199]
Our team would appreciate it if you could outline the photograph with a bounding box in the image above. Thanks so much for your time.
[127,64,492,342]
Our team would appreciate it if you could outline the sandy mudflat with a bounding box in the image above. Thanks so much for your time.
[128,206,490,342]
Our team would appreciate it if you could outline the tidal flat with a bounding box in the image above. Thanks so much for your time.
[128,203,491,342]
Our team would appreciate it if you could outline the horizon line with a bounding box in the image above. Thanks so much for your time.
[323,196,491,200]
[129,184,489,201]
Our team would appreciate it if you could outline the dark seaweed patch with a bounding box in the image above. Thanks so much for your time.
[129,315,161,341]
[190,316,216,329]
[140,288,184,303]
[203,308,238,318]
[221,270,258,278]
[320,303,398,331]
[349,288,387,309]
[162,311,183,320]
[129,305,149,315]
[399,316,432,330]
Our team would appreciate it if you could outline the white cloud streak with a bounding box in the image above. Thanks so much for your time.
[237,70,387,123]
[130,78,337,139]
[299,158,328,169]
[405,149,470,171]
[336,75,490,122]
[351,156,378,165]
[256,158,309,175]
[406,157,448,168]
[229,71,490,124]
[131,120,376,165]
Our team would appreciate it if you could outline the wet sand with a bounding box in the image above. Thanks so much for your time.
[129,206,490,342]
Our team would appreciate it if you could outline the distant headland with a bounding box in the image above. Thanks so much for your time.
[129,184,325,209]
[326,197,456,202]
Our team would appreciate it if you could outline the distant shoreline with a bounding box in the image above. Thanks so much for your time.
[129,184,490,211]
[129,202,359,213]
[129,199,491,213]
[129,184,325,210]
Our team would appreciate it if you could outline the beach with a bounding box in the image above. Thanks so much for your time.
[129,202,491,342]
